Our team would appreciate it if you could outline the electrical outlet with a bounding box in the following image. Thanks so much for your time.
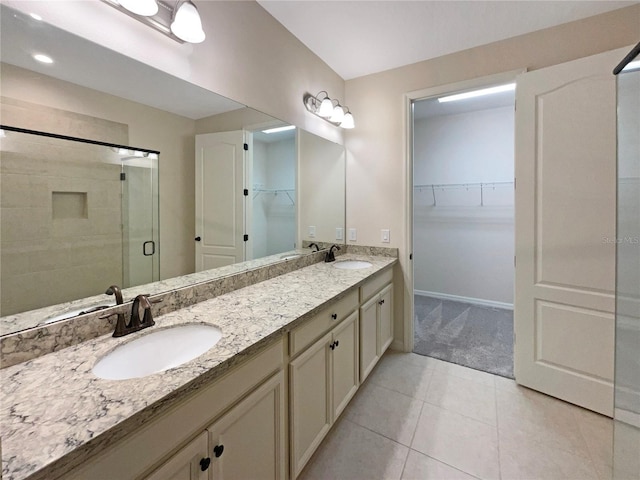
[381,229,390,243]
[308,226,316,238]
[336,227,344,241]
[348,228,357,242]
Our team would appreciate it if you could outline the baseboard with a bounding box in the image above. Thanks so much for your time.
[390,339,406,352]
[615,408,640,428]
[414,290,513,310]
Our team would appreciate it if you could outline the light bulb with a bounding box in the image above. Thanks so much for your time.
[118,0,158,16]
[171,1,206,43]
[329,105,345,123]
[33,53,53,64]
[341,112,355,129]
[317,97,334,117]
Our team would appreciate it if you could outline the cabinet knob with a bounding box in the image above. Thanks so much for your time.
[331,313,337,320]
[329,341,335,350]
[335,340,339,348]
[195,236,201,242]
[200,457,211,471]
[379,299,385,305]
[213,444,224,458]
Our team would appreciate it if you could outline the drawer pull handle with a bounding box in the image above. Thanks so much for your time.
[331,313,338,320]
[214,444,224,458]
[200,458,211,471]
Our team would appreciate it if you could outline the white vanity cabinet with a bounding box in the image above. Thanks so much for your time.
[146,372,285,480]
[289,292,359,479]
[206,372,285,480]
[145,432,209,480]
[359,269,394,382]
[60,340,285,480]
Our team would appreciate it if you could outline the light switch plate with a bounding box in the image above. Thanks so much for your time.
[381,229,390,243]
[336,227,344,241]
[348,228,357,242]
[308,226,316,238]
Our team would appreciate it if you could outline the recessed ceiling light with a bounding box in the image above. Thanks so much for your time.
[29,13,43,21]
[33,54,54,64]
[438,83,516,103]
[262,125,296,134]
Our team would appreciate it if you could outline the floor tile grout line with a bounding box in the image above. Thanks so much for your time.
[342,416,415,449]
[570,407,613,478]
[408,400,426,448]
[407,448,485,480]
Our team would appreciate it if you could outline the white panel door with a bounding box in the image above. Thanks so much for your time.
[195,131,245,271]
[514,47,626,415]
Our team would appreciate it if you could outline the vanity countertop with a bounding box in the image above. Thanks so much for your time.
[0,254,396,480]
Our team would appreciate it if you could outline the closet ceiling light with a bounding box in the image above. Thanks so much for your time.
[303,91,355,129]
[118,0,158,16]
[438,83,516,103]
[262,125,296,134]
[29,13,43,21]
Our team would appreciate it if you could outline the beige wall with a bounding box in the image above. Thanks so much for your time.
[1,63,197,280]
[343,5,640,347]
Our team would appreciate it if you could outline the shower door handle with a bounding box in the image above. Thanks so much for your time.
[143,241,155,256]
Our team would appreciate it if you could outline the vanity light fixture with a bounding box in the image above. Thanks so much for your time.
[438,83,516,103]
[103,0,205,44]
[118,0,159,16]
[304,92,355,129]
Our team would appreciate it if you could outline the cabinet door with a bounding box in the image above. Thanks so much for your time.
[332,310,359,421]
[359,295,379,382]
[207,372,285,480]
[290,332,332,479]
[145,432,209,480]
[378,283,393,355]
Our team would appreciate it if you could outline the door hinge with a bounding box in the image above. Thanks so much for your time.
[410,253,413,260]
[514,178,516,190]
[244,234,249,241]
[514,255,516,267]
[243,143,248,151]
[120,172,126,181]
[244,188,248,196]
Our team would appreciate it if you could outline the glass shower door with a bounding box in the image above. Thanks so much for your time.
[121,151,160,288]
[613,44,640,479]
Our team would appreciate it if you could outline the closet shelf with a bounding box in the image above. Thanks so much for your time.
[253,188,295,205]
[414,181,513,207]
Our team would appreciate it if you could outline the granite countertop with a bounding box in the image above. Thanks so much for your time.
[1,254,396,480]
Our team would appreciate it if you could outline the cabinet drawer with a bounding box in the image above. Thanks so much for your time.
[290,289,358,357]
[360,268,393,303]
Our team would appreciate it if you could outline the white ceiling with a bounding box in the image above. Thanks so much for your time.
[257,0,636,80]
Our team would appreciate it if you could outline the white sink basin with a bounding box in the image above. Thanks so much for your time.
[333,260,373,270]
[93,324,222,380]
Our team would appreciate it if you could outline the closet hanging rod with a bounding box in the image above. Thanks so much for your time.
[253,188,295,204]
[413,181,513,190]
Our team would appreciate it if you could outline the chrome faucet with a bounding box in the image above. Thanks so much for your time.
[308,242,320,252]
[325,244,341,262]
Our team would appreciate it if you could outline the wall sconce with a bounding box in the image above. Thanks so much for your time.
[304,92,355,129]
[103,0,206,44]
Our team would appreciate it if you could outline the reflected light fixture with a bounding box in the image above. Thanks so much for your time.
[29,13,43,21]
[118,0,159,16]
[438,83,516,103]
[103,0,205,44]
[304,92,355,129]
[171,0,205,43]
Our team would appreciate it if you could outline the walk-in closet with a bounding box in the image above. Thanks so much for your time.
[412,84,516,377]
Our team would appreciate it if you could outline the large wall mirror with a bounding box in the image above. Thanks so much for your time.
[0,4,346,335]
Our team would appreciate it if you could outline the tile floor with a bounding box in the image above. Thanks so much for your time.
[299,351,613,480]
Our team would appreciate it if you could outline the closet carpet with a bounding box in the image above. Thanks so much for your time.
[413,295,514,378]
